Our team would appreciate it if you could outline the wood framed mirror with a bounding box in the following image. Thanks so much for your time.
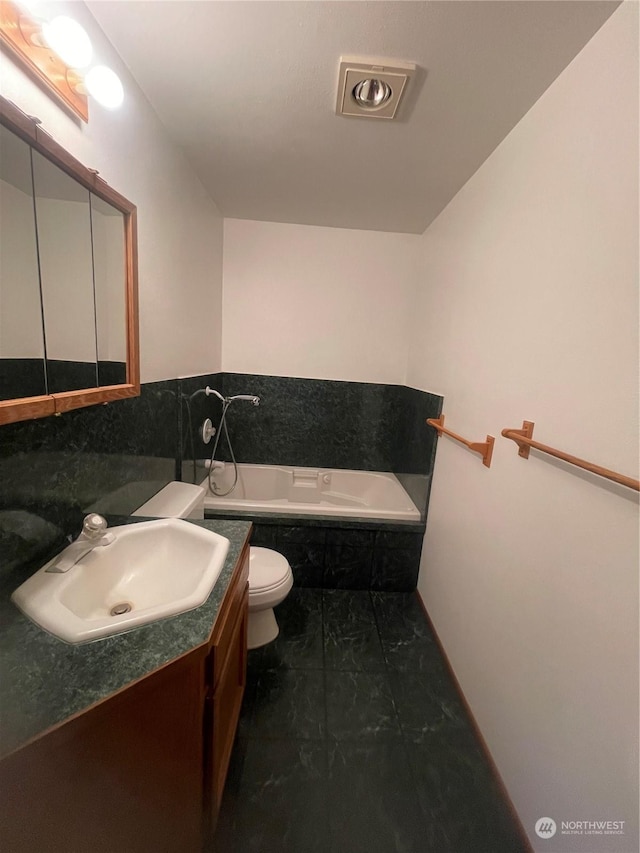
[0,94,139,426]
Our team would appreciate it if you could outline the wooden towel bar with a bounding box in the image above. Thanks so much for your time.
[501,421,639,492]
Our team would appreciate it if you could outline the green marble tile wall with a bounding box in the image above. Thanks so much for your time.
[0,378,181,575]
[0,371,441,583]
[185,373,443,516]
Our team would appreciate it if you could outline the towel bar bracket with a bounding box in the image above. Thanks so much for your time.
[506,420,535,459]
[427,415,495,468]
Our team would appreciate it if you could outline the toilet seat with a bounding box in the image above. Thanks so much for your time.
[249,547,291,593]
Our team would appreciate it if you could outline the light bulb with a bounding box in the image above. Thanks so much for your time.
[352,79,393,110]
[42,15,93,69]
[85,66,124,109]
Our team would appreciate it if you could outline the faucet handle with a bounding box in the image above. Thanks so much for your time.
[82,514,108,539]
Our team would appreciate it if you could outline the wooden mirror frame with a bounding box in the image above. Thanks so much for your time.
[0,95,139,425]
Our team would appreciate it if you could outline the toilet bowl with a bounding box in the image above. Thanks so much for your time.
[248,547,293,649]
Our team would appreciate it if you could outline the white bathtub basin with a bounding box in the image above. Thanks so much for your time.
[202,464,421,521]
[12,518,229,643]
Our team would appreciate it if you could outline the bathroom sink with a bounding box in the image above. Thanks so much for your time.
[12,519,230,644]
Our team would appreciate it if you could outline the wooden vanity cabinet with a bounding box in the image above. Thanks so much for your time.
[0,648,205,853]
[0,539,250,853]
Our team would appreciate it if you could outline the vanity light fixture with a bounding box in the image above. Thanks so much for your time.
[41,15,92,69]
[84,64,124,109]
[336,56,416,120]
[0,0,124,121]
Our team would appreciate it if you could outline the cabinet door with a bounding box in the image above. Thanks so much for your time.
[0,651,205,853]
[207,586,248,825]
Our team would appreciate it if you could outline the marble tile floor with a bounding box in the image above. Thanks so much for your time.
[212,589,528,853]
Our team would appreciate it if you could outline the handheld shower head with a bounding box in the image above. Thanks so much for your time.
[203,389,260,499]
[228,394,260,406]
[205,388,260,406]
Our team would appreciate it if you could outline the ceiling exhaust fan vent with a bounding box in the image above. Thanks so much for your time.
[336,56,416,120]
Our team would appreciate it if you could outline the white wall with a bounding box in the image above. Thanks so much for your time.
[407,5,638,850]
[222,218,420,384]
[0,1,223,382]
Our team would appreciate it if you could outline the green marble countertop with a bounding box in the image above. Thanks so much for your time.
[0,517,252,760]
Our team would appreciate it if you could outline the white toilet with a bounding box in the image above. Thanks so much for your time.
[133,482,293,650]
[247,546,293,649]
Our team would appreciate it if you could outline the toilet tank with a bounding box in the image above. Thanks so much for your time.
[132,482,206,519]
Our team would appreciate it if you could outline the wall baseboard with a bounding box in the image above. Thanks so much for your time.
[414,589,534,852]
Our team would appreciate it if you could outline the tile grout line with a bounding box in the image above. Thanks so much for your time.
[370,589,440,835]
[369,590,405,737]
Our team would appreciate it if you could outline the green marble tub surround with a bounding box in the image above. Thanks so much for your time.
[206,513,427,591]
[0,517,252,760]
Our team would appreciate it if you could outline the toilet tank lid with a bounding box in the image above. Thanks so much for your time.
[132,482,205,518]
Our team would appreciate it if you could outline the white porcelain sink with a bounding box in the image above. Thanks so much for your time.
[12,519,230,643]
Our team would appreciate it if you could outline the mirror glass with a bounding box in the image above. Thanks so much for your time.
[0,96,139,425]
[0,125,47,401]
[91,194,127,386]
[32,149,98,394]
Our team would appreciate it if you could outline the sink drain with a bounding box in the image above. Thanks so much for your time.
[110,602,132,616]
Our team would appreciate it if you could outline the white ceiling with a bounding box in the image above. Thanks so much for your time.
[88,1,619,234]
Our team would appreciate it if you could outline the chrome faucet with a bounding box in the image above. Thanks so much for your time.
[45,514,115,573]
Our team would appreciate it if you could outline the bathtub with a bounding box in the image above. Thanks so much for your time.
[201,464,420,522]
